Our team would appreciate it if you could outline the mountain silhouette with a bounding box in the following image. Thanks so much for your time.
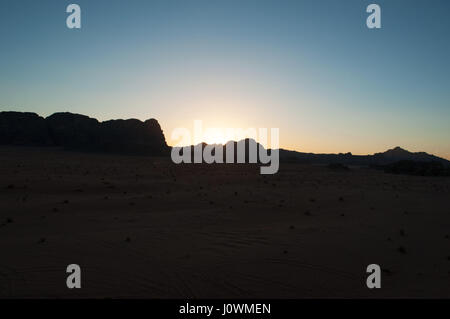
[278,146,449,166]
[0,112,53,146]
[0,111,169,155]
[372,146,445,163]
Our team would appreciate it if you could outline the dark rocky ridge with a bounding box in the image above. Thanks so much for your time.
[0,111,169,155]
[0,112,52,146]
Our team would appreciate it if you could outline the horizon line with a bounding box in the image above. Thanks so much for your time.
[1,109,449,161]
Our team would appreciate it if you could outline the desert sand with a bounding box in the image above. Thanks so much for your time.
[0,146,449,298]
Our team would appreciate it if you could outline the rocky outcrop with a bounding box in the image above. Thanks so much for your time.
[46,112,100,149]
[0,111,169,155]
[98,118,169,155]
[0,112,52,145]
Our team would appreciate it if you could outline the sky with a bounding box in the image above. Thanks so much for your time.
[0,0,449,158]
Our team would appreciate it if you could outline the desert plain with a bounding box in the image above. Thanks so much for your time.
[0,146,449,298]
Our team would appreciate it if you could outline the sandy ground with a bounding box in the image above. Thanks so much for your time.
[0,146,449,298]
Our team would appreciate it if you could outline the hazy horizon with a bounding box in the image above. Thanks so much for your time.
[1,0,449,159]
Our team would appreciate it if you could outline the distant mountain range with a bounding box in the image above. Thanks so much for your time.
[278,146,450,166]
[1,111,449,168]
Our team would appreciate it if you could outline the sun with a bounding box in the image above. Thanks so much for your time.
[199,127,230,145]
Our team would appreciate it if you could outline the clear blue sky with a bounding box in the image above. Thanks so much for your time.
[1,0,449,158]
